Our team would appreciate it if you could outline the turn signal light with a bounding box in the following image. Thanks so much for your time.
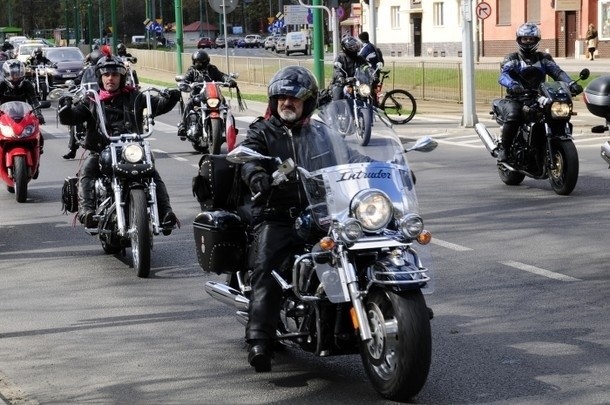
[349,306,360,330]
[319,236,335,251]
[417,230,432,245]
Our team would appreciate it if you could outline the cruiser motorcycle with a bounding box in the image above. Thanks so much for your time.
[50,86,172,278]
[175,73,243,154]
[26,64,52,101]
[193,100,436,401]
[475,67,589,195]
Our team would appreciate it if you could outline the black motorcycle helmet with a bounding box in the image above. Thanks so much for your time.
[516,22,541,55]
[341,36,362,57]
[192,50,210,70]
[2,59,26,89]
[95,55,127,88]
[267,66,318,121]
[88,49,103,65]
[33,47,43,58]
[117,43,127,56]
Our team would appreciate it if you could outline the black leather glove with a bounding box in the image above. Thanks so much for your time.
[510,83,525,95]
[228,79,237,88]
[59,96,72,108]
[570,83,583,95]
[36,112,45,125]
[249,171,270,195]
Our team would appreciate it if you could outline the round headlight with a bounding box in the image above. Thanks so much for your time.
[351,189,393,232]
[399,213,424,238]
[339,218,363,243]
[359,84,371,97]
[550,102,571,118]
[122,144,144,163]
[207,98,220,108]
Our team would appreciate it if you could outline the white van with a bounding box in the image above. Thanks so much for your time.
[131,35,146,44]
[284,31,308,56]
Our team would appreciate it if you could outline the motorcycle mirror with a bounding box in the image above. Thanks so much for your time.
[334,61,342,69]
[227,145,274,164]
[405,136,438,153]
[175,75,185,82]
[579,68,590,81]
[65,79,76,87]
[230,72,239,79]
[47,88,72,101]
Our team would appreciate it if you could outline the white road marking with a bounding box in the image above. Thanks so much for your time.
[499,260,581,281]
[431,238,473,251]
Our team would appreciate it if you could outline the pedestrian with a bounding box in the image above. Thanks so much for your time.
[586,24,598,61]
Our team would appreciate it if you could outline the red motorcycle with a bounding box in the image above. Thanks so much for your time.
[0,101,44,202]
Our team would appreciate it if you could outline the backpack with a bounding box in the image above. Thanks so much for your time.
[376,46,385,65]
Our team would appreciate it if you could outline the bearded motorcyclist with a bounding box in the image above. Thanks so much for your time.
[0,59,46,130]
[239,66,370,372]
[331,35,369,101]
[176,50,236,138]
[58,55,181,232]
[496,22,582,162]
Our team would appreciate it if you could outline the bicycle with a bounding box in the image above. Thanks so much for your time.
[376,70,417,125]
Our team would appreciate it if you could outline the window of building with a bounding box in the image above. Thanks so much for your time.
[497,0,511,25]
[600,0,610,40]
[391,6,400,28]
[433,2,444,26]
[526,0,540,23]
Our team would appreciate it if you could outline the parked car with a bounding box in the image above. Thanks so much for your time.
[197,37,216,49]
[263,36,276,51]
[275,36,286,54]
[235,37,247,48]
[244,34,262,48]
[43,46,85,86]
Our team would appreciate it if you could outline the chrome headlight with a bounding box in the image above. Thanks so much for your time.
[399,213,424,238]
[122,144,144,163]
[350,189,393,232]
[338,218,363,243]
[550,102,571,118]
[358,83,371,97]
[207,98,220,108]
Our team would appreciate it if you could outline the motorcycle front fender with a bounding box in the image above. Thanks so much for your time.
[5,146,39,168]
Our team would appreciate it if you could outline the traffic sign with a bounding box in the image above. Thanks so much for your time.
[476,2,491,20]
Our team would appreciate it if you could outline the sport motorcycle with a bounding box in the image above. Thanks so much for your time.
[475,67,589,195]
[193,100,436,401]
[175,73,243,154]
[0,101,47,202]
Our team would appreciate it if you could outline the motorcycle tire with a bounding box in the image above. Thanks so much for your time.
[356,106,373,147]
[360,289,431,402]
[129,189,152,278]
[497,164,526,186]
[549,139,579,196]
[13,155,28,203]
[210,119,223,155]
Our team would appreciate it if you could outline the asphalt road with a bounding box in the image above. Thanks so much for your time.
[0,88,608,404]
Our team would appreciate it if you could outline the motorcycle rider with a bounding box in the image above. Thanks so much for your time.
[116,43,137,63]
[61,49,104,160]
[0,59,46,131]
[1,40,14,54]
[496,22,583,162]
[239,66,371,372]
[26,47,55,89]
[177,50,236,138]
[57,55,181,232]
[331,35,369,101]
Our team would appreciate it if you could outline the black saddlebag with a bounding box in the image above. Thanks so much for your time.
[192,154,243,211]
[193,210,247,274]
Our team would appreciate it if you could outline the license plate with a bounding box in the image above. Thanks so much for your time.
[63,74,77,78]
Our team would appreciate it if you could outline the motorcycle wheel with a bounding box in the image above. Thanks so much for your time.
[549,139,579,196]
[497,164,526,186]
[129,189,152,278]
[40,82,48,101]
[13,155,28,203]
[356,106,372,146]
[210,119,223,155]
[360,289,431,402]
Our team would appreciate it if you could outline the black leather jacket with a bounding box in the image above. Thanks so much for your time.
[0,80,41,107]
[58,88,179,152]
[332,52,370,85]
[184,65,229,84]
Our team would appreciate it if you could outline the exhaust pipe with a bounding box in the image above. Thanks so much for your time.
[205,281,249,312]
[601,142,610,166]
[475,122,498,156]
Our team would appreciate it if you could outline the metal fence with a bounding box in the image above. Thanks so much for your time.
[130,49,506,105]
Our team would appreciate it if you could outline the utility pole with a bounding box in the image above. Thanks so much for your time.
[460,0,478,127]
[174,0,184,74]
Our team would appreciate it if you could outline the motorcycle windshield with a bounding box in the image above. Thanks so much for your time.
[299,100,418,230]
[0,101,33,120]
[354,64,374,85]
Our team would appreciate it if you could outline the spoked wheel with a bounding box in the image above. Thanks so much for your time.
[360,289,431,402]
[13,156,28,203]
[356,106,372,146]
[209,119,224,155]
[549,139,579,195]
[380,89,417,125]
[129,189,152,278]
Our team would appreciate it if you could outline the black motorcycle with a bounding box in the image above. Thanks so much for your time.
[476,68,589,195]
[193,100,437,401]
